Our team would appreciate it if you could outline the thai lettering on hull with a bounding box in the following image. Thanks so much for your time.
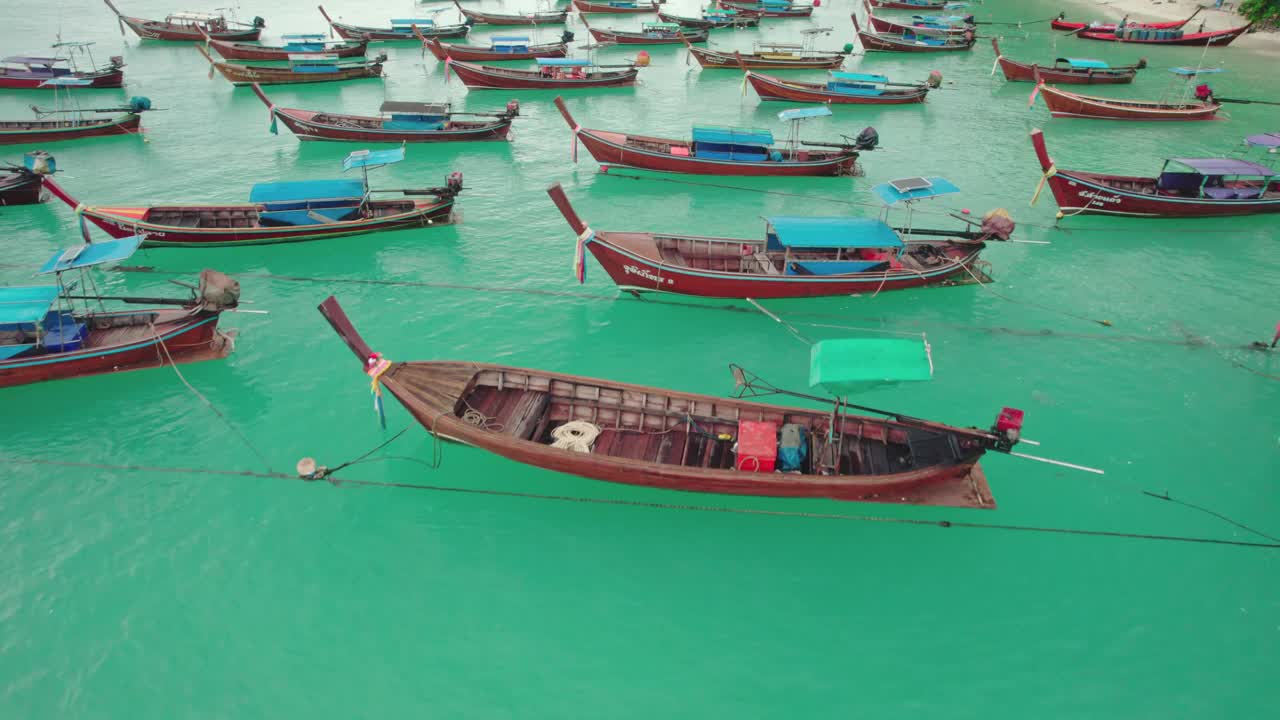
[622,264,675,286]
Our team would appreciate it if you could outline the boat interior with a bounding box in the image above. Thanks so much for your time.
[595,129,847,163]
[1080,172,1280,200]
[141,198,422,228]
[609,232,969,276]
[0,308,184,361]
[450,367,976,476]
[0,117,124,130]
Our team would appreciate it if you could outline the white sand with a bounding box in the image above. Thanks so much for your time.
[1064,0,1278,55]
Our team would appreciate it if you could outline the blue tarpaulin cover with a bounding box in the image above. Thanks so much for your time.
[537,58,591,66]
[282,34,327,40]
[776,106,832,122]
[766,217,903,249]
[38,236,142,275]
[809,338,933,395]
[692,126,773,146]
[492,36,531,44]
[0,285,60,326]
[250,179,365,204]
[391,19,435,26]
[343,146,406,171]
[1059,58,1109,69]
[871,176,961,205]
[829,71,889,84]
[39,77,92,86]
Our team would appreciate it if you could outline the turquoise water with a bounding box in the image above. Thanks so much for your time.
[2,0,1278,716]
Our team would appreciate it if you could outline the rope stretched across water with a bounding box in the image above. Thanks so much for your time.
[4,456,1277,551]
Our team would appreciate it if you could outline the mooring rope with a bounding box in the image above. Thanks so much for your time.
[3,456,1276,551]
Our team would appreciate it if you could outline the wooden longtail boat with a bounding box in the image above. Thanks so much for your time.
[319,296,1025,508]
[555,97,874,176]
[1029,128,1280,218]
[0,81,150,145]
[1031,69,1220,121]
[863,1,972,37]
[0,237,238,388]
[204,33,368,61]
[571,0,659,14]
[317,6,470,41]
[103,0,264,41]
[0,152,53,205]
[719,1,814,19]
[1077,23,1251,46]
[0,44,125,89]
[991,38,1144,85]
[252,83,518,142]
[745,67,934,104]
[582,18,708,45]
[423,34,569,61]
[683,33,849,70]
[196,44,386,86]
[41,147,462,248]
[452,0,568,26]
[852,13,975,52]
[448,58,640,90]
[657,9,760,29]
[870,0,948,10]
[547,178,1014,299]
[1050,8,1199,33]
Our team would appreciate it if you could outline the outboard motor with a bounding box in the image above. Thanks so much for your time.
[197,270,241,311]
[561,30,575,44]
[991,407,1024,452]
[252,16,266,29]
[505,100,520,117]
[853,127,878,151]
[109,55,125,68]
[463,17,475,27]
[446,172,464,195]
[927,70,943,88]
[374,52,389,64]
[128,96,152,112]
[1136,57,1148,69]
[23,151,55,175]
[980,208,1016,241]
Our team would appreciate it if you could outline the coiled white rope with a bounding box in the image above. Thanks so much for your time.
[550,421,600,453]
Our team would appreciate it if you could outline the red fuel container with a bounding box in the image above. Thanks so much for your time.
[736,421,777,473]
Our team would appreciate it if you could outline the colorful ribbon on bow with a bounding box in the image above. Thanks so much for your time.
[365,352,393,428]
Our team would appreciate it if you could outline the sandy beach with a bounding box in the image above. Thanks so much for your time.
[1063,0,1279,55]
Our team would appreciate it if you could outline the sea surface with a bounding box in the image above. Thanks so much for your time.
[2,0,1277,717]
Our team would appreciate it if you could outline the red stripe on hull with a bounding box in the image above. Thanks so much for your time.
[587,239,974,298]
[0,316,228,388]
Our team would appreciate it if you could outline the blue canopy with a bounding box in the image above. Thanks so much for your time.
[0,285,60,326]
[343,146,406,171]
[39,77,93,87]
[491,36,530,43]
[391,18,435,26]
[537,58,591,66]
[871,176,961,205]
[1059,58,1109,69]
[776,106,832,122]
[282,34,327,40]
[829,71,889,84]
[692,126,774,147]
[38,236,142,275]
[1170,67,1224,76]
[766,217,903,249]
[250,179,365,204]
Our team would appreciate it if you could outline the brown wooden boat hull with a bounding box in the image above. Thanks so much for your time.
[689,46,845,69]
[105,1,262,41]
[992,40,1137,85]
[574,130,858,176]
[870,0,946,9]
[0,169,44,204]
[858,31,974,52]
[449,60,638,89]
[0,68,125,89]
[207,38,368,60]
[1037,84,1219,120]
[271,107,513,142]
[211,60,384,86]
[572,0,658,14]
[0,114,142,145]
[457,8,569,25]
[718,1,813,18]
[0,311,230,388]
[425,37,568,61]
[746,71,929,104]
[1077,24,1250,46]
[657,11,760,29]
[587,28,708,44]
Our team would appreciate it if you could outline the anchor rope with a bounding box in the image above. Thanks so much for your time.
[3,455,1277,551]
